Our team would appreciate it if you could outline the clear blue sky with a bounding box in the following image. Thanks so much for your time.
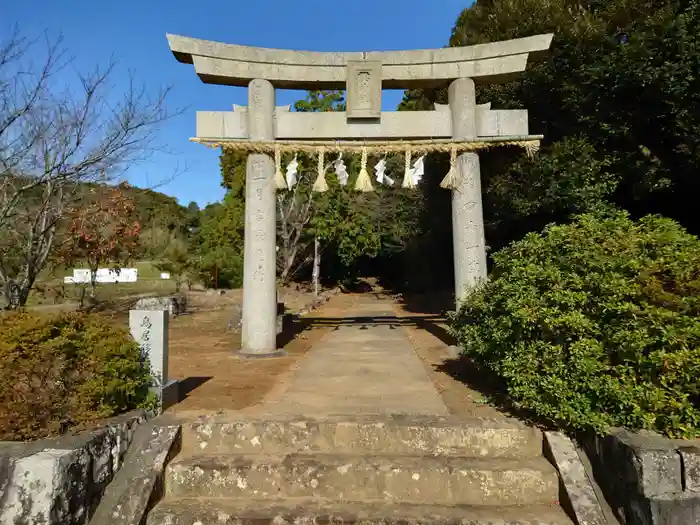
[6,1,469,207]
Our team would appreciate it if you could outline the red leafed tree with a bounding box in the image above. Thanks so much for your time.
[59,183,141,305]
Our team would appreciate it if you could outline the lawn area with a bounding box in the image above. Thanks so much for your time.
[28,261,180,307]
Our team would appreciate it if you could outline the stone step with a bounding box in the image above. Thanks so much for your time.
[165,453,559,506]
[147,497,574,525]
[182,415,542,459]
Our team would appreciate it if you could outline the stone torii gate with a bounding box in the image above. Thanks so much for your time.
[167,33,553,357]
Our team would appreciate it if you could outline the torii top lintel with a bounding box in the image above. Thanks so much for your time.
[166,33,553,90]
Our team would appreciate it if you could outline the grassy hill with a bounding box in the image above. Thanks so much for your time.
[31,261,180,307]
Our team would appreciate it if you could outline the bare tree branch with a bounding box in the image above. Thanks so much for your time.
[276,164,317,283]
[0,29,176,308]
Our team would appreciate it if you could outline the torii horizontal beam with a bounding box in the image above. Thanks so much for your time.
[166,33,554,90]
[196,104,531,140]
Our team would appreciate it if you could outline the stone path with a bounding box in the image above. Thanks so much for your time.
[260,297,449,416]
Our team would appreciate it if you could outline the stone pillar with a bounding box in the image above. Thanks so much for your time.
[129,309,179,411]
[449,77,488,306]
[241,78,279,356]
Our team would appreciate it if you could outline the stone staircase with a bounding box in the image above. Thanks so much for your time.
[147,414,573,524]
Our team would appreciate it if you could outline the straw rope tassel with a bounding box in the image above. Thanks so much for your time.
[524,140,541,158]
[354,147,373,192]
[273,146,287,190]
[402,149,415,189]
[312,147,329,193]
[440,147,459,190]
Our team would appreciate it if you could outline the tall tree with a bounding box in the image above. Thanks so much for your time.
[155,234,192,292]
[56,184,140,305]
[185,201,201,233]
[0,29,172,308]
[192,196,245,288]
[397,0,700,291]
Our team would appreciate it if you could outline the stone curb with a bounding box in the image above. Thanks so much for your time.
[0,410,147,525]
[580,428,700,525]
[297,286,342,317]
[88,422,182,525]
[133,294,188,317]
[544,431,612,525]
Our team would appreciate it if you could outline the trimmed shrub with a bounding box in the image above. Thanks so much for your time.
[450,211,700,438]
[0,311,153,440]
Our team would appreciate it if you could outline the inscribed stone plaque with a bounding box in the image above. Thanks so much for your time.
[129,310,169,387]
[346,60,382,119]
[129,309,179,411]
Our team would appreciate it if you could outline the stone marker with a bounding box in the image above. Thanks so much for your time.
[134,294,187,316]
[129,310,178,412]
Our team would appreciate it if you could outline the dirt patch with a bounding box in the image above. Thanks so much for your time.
[39,285,340,417]
[166,289,347,417]
[391,298,507,419]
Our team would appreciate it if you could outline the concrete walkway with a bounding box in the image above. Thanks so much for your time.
[260,297,449,416]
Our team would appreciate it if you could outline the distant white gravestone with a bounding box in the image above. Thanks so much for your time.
[129,309,179,412]
[73,269,91,283]
[96,268,138,283]
[70,268,138,283]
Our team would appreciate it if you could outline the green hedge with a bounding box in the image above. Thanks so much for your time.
[0,311,153,440]
[450,212,700,438]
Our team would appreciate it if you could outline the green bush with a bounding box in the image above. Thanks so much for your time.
[450,211,700,438]
[0,311,153,440]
